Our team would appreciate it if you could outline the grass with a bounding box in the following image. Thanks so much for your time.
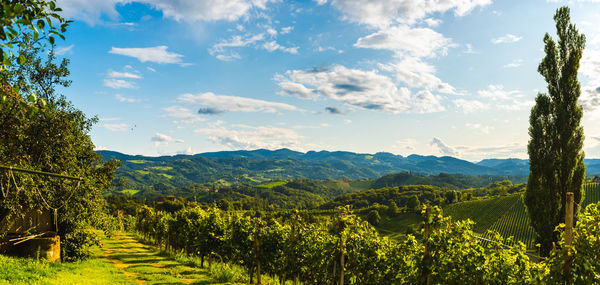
[135,170,150,175]
[0,240,131,284]
[256,181,287,188]
[158,173,173,179]
[120,189,139,195]
[377,212,423,239]
[148,166,173,171]
[126,160,148,164]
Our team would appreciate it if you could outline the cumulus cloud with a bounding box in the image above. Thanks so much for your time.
[325,106,347,114]
[580,49,600,112]
[196,124,304,150]
[354,25,455,58]
[378,58,456,94]
[491,34,522,44]
[276,65,445,114]
[57,0,274,24]
[151,133,184,147]
[276,65,411,113]
[103,79,138,89]
[327,0,491,28]
[163,106,207,124]
[109,46,184,64]
[177,92,301,113]
[430,137,459,156]
[210,32,298,60]
[198,107,225,115]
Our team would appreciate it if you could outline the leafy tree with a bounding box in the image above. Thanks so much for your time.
[525,6,586,256]
[0,0,70,68]
[0,2,118,260]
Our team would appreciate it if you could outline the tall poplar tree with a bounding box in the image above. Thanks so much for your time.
[525,6,586,257]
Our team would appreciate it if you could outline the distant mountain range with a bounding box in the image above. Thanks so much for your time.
[98,149,600,191]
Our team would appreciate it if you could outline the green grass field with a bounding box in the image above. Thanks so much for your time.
[256,181,287,188]
[120,189,139,196]
[0,232,269,284]
[126,160,149,164]
[148,166,173,171]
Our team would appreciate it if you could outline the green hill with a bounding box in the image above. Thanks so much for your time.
[443,183,600,249]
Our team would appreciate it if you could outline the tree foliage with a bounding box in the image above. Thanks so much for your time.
[0,0,70,69]
[0,1,118,260]
[525,6,586,256]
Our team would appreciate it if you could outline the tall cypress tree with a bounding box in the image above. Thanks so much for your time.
[525,6,586,257]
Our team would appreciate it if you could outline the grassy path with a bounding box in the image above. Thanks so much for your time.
[101,233,226,284]
[1,232,232,284]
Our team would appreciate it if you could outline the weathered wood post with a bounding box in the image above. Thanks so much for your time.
[563,192,574,275]
[421,207,432,285]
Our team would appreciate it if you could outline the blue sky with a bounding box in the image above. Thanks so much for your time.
[53,0,600,160]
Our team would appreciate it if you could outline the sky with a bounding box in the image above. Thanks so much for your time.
[52,0,600,161]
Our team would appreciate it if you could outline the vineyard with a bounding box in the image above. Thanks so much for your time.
[131,202,600,284]
[444,183,600,249]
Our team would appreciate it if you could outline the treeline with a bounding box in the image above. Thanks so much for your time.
[371,172,526,190]
[130,202,600,284]
[320,180,525,211]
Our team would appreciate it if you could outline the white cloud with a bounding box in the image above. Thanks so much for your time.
[276,65,444,114]
[103,123,128,132]
[115,94,141,103]
[354,25,455,58]
[465,123,493,134]
[109,46,184,64]
[147,67,156,72]
[57,0,274,24]
[196,124,304,150]
[327,0,491,28]
[210,34,265,52]
[55,44,74,55]
[430,137,459,156]
[503,59,523,68]
[177,146,195,155]
[463,43,477,54]
[491,34,522,44]
[103,79,138,89]
[56,0,123,25]
[107,70,142,79]
[477,84,522,101]
[424,18,441,27]
[453,99,489,113]
[151,133,184,147]
[378,58,456,94]
[262,41,299,54]
[281,26,294,34]
[177,92,301,113]
[266,27,278,36]
[163,106,207,124]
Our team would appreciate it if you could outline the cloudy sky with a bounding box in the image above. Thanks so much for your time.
[54,0,600,160]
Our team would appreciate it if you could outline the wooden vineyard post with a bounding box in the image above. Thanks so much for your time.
[564,192,574,275]
[253,217,261,285]
[421,207,432,285]
[340,240,345,285]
